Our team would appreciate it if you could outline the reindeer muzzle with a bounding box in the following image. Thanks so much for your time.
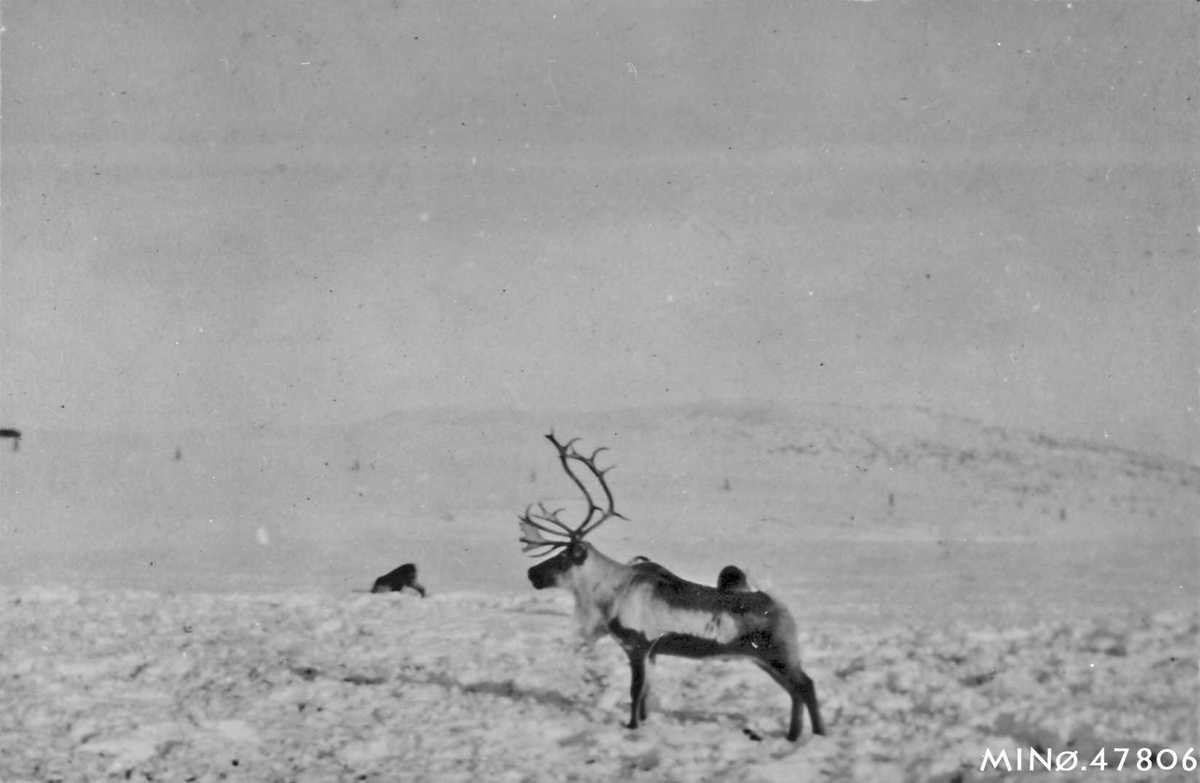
[527,558,562,590]
[527,565,550,589]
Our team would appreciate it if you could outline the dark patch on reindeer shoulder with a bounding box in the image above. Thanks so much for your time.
[630,559,685,581]
[651,573,776,616]
[607,618,649,650]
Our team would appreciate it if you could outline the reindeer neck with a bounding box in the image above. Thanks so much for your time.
[579,542,631,583]
[565,542,633,641]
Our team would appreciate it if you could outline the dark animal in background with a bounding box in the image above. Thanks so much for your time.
[0,428,21,452]
[519,432,825,741]
[717,565,752,592]
[371,563,426,597]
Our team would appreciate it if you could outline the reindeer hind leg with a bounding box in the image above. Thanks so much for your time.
[755,655,824,740]
[794,668,824,736]
[780,666,824,740]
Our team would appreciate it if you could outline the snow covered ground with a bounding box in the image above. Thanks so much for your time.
[2,403,1197,781]
[2,589,1195,782]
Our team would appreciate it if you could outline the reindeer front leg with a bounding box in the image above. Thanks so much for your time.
[624,647,649,729]
[638,668,650,723]
[609,619,652,729]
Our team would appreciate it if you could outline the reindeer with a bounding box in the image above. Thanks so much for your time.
[519,433,825,741]
[370,563,426,597]
[0,428,20,452]
[717,565,753,592]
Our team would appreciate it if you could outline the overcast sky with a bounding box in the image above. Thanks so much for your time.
[2,0,1195,461]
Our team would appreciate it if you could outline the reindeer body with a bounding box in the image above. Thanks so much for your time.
[519,432,824,741]
[529,541,824,740]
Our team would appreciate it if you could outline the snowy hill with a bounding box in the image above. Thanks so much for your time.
[1,402,1196,781]
[2,401,1193,601]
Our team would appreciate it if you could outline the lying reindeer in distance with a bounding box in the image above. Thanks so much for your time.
[717,565,753,592]
[371,563,426,597]
[519,433,824,741]
[0,428,20,452]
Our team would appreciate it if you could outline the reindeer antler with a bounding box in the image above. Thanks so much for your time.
[518,502,573,555]
[517,432,627,557]
[546,432,627,539]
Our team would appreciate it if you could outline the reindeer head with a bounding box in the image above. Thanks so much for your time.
[520,432,626,590]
